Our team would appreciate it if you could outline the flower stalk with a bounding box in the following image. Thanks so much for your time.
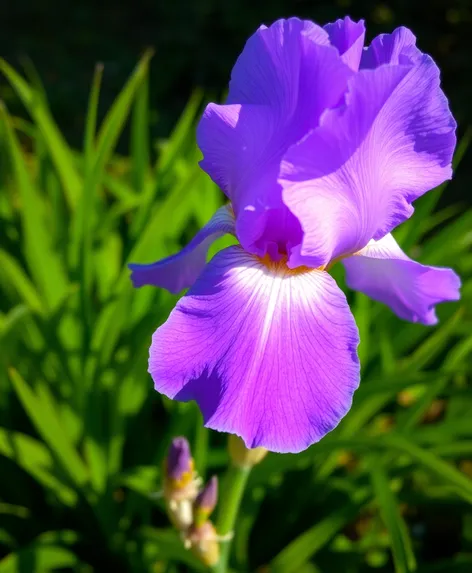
[213,435,268,573]
[213,464,250,573]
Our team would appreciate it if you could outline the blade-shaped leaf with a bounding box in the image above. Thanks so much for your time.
[0,58,82,209]
[0,106,68,310]
[369,457,417,573]
[8,369,89,490]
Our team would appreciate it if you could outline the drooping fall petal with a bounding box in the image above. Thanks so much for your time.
[128,205,234,294]
[149,246,360,453]
[343,233,461,324]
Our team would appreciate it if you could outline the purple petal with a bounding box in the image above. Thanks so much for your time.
[324,16,366,71]
[149,246,360,453]
[343,233,461,324]
[197,18,352,258]
[128,205,234,294]
[195,476,218,513]
[198,104,277,206]
[281,55,456,269]
[227,18,330,107]
[167,437,193,481]
[361,26,422,69]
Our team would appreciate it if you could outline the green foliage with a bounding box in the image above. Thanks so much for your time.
[0,55,472,573]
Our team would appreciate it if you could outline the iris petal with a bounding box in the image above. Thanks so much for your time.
[227,18,329,108]
[343,233,461,324]
[324,16,366,71]
[197,18,352,257]
[361,26,422,69]
[128,205,234,294]
[149,246,360,453]
[281,53,456,268]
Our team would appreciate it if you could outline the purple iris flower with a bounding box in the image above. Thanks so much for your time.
[129,17,460,453]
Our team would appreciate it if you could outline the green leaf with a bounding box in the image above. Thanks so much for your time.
[270,488,371,573]
[352,292,371,365]
[0,531,79,572]
[369,458,417,573]
[0,547,77,572]
[156,89,202,174]
[453,127,472,170]
[8,369,89,490]
[401,309,464,372]
[83,62,104,165]
[95,51,153,166]
[131,67,150,193]
[382,434,472,503]
[116,465,160,496]
[0,249,44,313]
[0,106,68,310]
[131,88,203,235]
[138,527,207,571]
[0,504,29,519]
[83,389,108,494]
[0,58,82,209]
[0,428,77,506]
[71,51,153,350]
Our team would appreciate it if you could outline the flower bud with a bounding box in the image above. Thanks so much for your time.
[193,476,218,527]
[228,434,268,469]
[164,437,199,530]
[164,437,198,498]
[166,437,193,483]
[186,521,220,567]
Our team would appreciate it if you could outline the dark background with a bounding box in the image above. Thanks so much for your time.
[1,0,471,203]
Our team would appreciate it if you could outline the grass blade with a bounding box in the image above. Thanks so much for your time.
[8,369,89,490]
[0,428,77,506]
[383,434,472,503]
[0,58,82,209]
[83,62,104,165]
[131,68,150,192]
[0,105,68,310]
[271,488,371,573]
[0,249,44,313]
[369,457,417,573]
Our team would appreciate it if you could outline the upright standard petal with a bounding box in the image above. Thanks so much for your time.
[226,18,329,108]
[324,16,365,71]
[149,246,360,453]
[361,26,422,69]
[128,205,235,294]
[198,19,351,198]
[281,54,456,269]
[343,234,461,324]
[197,18,353,257]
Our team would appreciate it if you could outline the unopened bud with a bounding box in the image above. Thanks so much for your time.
[164,437,199,530]
[228,434,268,469]
[166,437,193,483]
[193,476,218,526]
[164,437,198,499]
[186,521,220,567]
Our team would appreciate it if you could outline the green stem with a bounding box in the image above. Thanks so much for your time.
[213,463,251,573]
[194,416,209,479]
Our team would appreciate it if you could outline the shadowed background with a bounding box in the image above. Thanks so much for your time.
[1,0,471,205]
